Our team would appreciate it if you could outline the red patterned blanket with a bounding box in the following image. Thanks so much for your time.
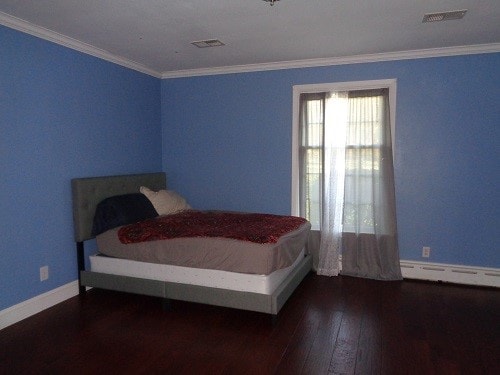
[118,210,308,245]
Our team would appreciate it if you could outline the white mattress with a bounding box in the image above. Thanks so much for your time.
[89,248,305,295]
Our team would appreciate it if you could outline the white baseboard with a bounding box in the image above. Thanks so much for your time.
[0,280,79,330]
[400,260,500,288]
[1,260,499,330]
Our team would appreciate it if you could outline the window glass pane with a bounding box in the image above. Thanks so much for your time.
[346,96,383,147]
[342,202,375,233]
[345,147,380,172]
[303,99,323,147]
[304,148,321,229]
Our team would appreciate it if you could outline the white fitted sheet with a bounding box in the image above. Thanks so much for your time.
[89,248,305,295]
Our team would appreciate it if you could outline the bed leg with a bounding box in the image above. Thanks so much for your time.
[271,314,278,326]
[161,298,172,311]
[76,241,86,295]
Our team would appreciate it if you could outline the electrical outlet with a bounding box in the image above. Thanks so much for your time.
[40,266,49,281]
[422,247,431,258]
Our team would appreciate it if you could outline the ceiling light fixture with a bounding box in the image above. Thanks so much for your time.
[263,0,280,6]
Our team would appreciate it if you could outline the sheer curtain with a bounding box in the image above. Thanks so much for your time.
[299,88,401,280]
[316,92,348,276]
[341,89,402,280]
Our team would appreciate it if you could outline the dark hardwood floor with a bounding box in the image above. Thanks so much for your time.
[1,275,499,374]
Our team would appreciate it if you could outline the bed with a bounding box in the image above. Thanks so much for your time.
[72,172,312,317]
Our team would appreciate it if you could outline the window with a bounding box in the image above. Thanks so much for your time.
[291,80,396,232]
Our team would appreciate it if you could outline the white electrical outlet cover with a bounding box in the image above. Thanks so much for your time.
[40,266,49,281]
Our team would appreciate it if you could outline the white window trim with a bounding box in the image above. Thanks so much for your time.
[291,79,397,216]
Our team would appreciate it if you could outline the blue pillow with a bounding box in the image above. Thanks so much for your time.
[92,193,158,236]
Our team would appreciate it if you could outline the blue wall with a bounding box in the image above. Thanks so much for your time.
[1,22,498,313]
[0,25,162,310]
[162,53,500,269]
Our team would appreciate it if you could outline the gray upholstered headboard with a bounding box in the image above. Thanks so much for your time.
[71,172,166,242]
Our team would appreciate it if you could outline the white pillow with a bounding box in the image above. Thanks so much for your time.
[140,186,191,215]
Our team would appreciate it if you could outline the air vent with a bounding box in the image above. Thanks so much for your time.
[191,39,225,48]
[422,9,467,23]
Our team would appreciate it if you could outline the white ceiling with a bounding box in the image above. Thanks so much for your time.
[1,0,499,77]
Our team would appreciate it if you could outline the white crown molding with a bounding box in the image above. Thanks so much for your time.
[0,11,161,78]
[162,43,500,79]
[1,11,499,81]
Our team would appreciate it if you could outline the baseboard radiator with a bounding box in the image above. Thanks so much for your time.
[399,260,500,288]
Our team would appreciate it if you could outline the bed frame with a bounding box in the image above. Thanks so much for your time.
[71,172,312,316]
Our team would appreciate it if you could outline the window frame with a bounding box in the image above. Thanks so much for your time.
[291,79,397,217]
